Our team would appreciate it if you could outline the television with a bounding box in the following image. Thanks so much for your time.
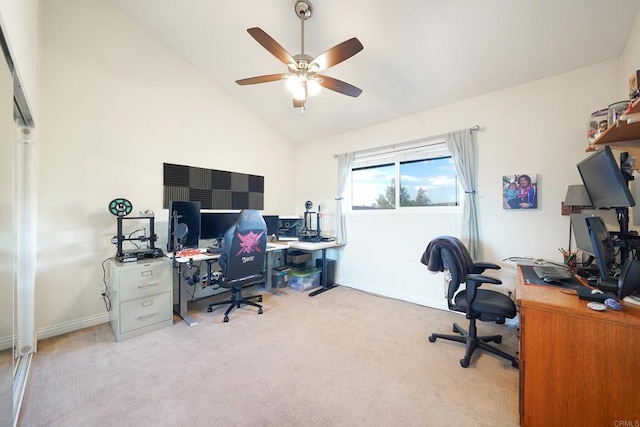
[200,212,239,242]
[263,215,279,240]
[576,146,635,208]
[585,216,618,291]
[167,201,201,251]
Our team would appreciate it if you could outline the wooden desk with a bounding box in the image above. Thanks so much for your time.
[517,266,640,426]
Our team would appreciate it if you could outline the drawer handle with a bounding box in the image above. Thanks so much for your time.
[136,313,158,321]
[136,283,159,289]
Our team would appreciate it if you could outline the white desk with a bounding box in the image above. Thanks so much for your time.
[169,244,288,325]
[288,240,344,296]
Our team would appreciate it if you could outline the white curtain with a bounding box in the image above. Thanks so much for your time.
[16,127,36,356]
[445,129,480,259]
[335,153,354,244]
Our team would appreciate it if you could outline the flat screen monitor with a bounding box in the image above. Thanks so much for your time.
[200,212,239,241]
[618,257,640,299]
[576,146,635,208]
[168,201,201,251]
[585,216,616,284]
[570,213,596,257]
[263,215,279,239]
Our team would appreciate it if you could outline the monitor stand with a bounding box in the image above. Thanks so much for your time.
[597,278,619,293]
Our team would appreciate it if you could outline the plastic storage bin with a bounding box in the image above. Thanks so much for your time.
[271,266,290,288]
[289,267,321,291]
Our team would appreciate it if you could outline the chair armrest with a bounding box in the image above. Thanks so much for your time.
[472,262,500,274]
[464,273,503,305]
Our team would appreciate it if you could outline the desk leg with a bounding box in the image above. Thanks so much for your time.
[309,248,337,297]
[173,264,198,326]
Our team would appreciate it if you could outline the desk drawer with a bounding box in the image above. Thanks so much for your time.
[119,262,170,300]
[120,292,172,333]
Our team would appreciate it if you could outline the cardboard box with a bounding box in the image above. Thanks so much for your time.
[287,250,311,265]
[289,267,321,291]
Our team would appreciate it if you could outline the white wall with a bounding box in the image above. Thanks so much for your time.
[36,0,297,336]
[295,59,623,308]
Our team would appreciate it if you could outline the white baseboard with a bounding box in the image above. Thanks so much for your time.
[36,312,110,342]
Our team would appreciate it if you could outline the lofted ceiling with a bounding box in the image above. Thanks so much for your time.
[110,0,640,144]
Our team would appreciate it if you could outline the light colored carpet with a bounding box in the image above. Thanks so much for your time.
[18,285,520,426]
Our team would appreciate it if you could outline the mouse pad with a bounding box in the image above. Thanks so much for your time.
[521,265,581,288]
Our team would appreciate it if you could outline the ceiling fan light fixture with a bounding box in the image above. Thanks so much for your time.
[285,75,302,92]
[307,78,321,96]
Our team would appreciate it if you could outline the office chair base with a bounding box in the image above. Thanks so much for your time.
[429,322,519,369]
[207,290,263,322]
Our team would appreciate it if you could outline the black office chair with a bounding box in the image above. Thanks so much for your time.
[206,210,267,322]
[421,236,519,368]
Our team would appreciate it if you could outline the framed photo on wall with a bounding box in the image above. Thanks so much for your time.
[503,173,538,209]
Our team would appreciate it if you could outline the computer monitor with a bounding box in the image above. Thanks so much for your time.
[570,213,596,257]
[618,257,640,299]
[263,215,279,240]
[576,146,635,209]
[168,201,201,251]
[585,216,618,291]
[200,212,239,242]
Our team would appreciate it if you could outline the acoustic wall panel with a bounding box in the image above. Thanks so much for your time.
[163,162,263,210]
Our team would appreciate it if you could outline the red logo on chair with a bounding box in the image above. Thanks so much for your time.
[235,230,265,256]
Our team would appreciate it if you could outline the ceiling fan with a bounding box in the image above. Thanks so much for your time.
[235,0,363,111]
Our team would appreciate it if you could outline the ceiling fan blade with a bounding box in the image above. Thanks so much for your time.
[247,27,296,67]
[317,75,362,97]
[235,73,287,86]
[311,37,364,72]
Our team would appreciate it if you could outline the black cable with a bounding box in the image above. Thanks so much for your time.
[101,257,114,311]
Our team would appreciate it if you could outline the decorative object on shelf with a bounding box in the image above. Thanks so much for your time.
[587,108,608,143]
[628,69,640,100]
[607,100,630,128]
[502,174,538,210]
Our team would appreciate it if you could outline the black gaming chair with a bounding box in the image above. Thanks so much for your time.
[421,236,519,368]
[206,210,267,322]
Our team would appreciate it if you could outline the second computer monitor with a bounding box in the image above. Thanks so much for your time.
[200,212,239,242]
[585,216,616,283]
[263,215,279,240]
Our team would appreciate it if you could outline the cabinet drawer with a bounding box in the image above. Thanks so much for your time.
[119,262,170,300]
[120,292,172,333]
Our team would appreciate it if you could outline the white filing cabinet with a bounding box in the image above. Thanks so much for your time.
[108,258,172,341]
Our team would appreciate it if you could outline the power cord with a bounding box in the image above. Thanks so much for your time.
[101,257,114,311]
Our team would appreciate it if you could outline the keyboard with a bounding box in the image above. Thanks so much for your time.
[206,247,223,254]
[533,265,573,280]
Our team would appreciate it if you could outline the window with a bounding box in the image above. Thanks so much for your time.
[351,143,459,210]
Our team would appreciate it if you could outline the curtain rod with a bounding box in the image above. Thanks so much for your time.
[333,125,480,158]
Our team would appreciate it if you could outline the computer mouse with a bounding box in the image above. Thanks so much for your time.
[604,298,622,311]
[543,277,562,285]
[591,289,604,295]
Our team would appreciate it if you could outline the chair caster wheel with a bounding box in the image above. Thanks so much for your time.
[258,296,263,302]
[258,308,263,315]
[460,358,469,368]
[494,336,502,344]
[512,361,519,368]
[207,307,212,313]
[428,335,436,343]
[223,316,229,322]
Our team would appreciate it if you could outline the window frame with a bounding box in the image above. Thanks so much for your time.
[349,141,463,213]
